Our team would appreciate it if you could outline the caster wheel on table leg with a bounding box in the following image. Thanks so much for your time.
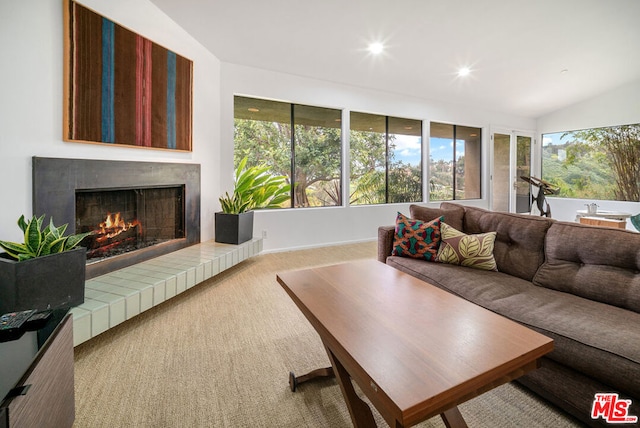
[289,371,298,392]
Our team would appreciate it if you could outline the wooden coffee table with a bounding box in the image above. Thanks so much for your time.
[277,259,553,428]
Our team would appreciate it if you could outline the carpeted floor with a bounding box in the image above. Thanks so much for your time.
[73,241,584,427]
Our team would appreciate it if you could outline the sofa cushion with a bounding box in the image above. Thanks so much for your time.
[533,221,640,314]
[385,255,640,399]
[391,213,442,261]
[518,358,640,427]
[490,284,640,400]
[386,255,541,314]
[436,223,497,271]
[410,203,464,232]
[461,205,554,281]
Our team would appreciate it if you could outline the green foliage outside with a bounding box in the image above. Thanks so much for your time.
[349,129,386,204]
[234,118,423,208]
[349,130,421,205]
[233,119,292,182]
[429,159,453,201]
[293,124,342,207]
[388,161,422,203]
[542,123,640,201]
[234,119,342,208]
[429,156,471,201]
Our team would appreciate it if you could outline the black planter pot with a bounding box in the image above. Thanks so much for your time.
[0,247,86,314]
[215,211,254,245]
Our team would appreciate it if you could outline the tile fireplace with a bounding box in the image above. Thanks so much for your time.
[32,157,200,279]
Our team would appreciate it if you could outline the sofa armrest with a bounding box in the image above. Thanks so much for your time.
[377,225,395,262]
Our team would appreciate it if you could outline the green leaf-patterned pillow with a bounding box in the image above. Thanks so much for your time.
[391,213,443,261]
[437,222,498,271]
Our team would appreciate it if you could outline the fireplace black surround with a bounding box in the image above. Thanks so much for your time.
[32,157,200,279]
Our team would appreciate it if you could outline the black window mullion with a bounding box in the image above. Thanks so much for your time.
[290,104,295,208]
[385,116,390,203]
[452,125,457,200]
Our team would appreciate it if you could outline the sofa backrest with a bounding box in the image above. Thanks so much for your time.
[409,203,465,231]
[533,221,640,313]
[460,205,554,281]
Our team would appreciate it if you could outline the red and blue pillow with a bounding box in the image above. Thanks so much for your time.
[391,212,443,261]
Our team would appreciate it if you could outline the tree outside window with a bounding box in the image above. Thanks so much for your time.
[292,105,342,207]
[429,122,481,201]
[233,96,341,208]
[350,112,422,205]
[542,123,640,201]
[234,97,488,208]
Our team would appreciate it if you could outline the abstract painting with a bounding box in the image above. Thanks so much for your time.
[63,0,193,151]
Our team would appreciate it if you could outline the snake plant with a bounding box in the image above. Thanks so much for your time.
[0,214,92,261]
[219,157,290,214]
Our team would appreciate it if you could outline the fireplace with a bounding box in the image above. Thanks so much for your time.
[76,186,185,261]
[32,157,200,279]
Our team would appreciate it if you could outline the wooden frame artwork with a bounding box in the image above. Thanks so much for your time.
[63,0,193,151]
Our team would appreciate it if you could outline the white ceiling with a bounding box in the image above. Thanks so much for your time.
[149,0,640,118]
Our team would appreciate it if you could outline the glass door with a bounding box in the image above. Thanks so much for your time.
[492,132,511,212]
[491,130,534,213]
[515,135,533,213]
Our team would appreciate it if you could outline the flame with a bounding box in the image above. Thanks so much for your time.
[95,212,141,242]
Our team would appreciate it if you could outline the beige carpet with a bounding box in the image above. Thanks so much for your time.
[74,242,584,427]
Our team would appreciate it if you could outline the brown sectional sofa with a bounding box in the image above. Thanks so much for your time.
[378,202,640,427]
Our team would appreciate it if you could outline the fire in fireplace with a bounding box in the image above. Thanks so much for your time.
[76,186,185,262]
[85,212,142,259]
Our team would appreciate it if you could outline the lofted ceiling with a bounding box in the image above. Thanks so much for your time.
[149,0,640,119]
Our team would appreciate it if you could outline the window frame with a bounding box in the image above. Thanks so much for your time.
[428,121,482,202]
[233,95,343,209]
[541,122,640,201]
[349,111,423,206]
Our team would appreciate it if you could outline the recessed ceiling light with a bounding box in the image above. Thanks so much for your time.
[457,67,471,77]
[368,42,384,55]
[248,108,260,112]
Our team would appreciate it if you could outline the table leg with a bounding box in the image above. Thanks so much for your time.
[441,406,468,428]
[289,367,335,392]
[325,346,377,428]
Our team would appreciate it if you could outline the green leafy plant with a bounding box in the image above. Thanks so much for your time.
[0,214,92,261]
[219,157,290,214]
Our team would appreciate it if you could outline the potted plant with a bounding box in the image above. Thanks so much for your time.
[0,214,92,313]
[215,157,290,244]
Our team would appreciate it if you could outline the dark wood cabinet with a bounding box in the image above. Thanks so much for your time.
[0,311,74,428]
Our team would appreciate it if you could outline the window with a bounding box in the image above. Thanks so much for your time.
[429,122,481,201]
[542,123,640,201]
[350,112,422,205]
[234,96,342,208]
[292,104,342,206]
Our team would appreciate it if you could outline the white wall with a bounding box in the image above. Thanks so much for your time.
[538,79,640,135]
[537,79,640,226]
[0,0,221,243]
[221,63,536,252]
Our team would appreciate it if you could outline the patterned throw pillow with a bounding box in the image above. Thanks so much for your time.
[392,213,443,261]
[437,222,498,271]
